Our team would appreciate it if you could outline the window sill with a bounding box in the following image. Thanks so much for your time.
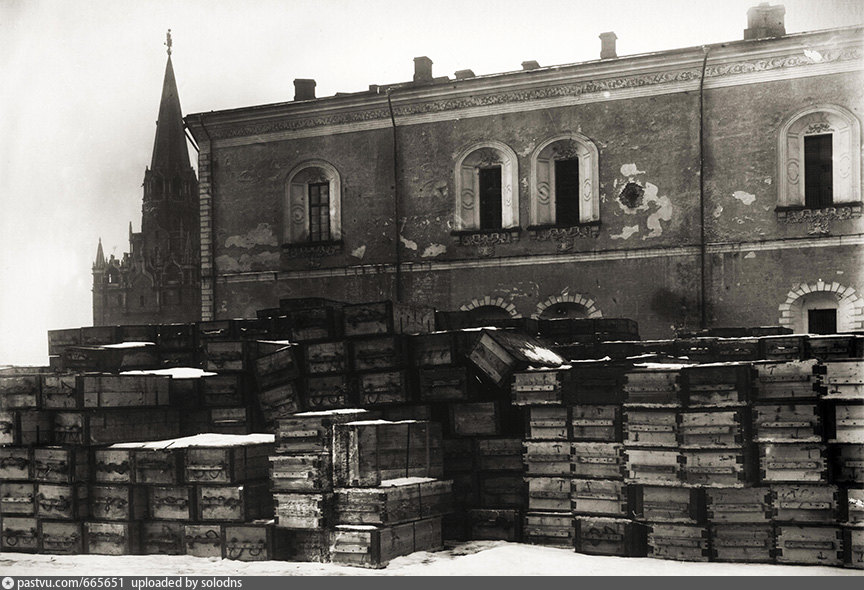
[528,223,601,241]
[527,221,601,231]
[775,202,862,214]
[282,240,344,258]
[451,227,521,246]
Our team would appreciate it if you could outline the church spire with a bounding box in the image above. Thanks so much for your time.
[150,29,191,172]
[93,238,106,269]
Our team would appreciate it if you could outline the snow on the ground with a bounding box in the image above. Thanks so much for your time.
[120,368,217,379]
[1,542,859,576]
[109,433,274,449]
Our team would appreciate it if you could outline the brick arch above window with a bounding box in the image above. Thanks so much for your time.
[778,105,861,208]
[534,293,602,319]
[454,141,520,231]
[284,160,342,243]
[778,280,863,332]
[459,296,520,318]
[530,133,600,226]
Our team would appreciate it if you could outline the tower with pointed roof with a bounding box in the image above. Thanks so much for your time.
[92,31,200,326]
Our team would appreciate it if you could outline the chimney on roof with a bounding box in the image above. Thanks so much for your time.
[744,3,786,40]
[414,56,433,82]
[455,69,475,80]
[294,79,316,101]
[522,60,541,71]
[599,32,617,59]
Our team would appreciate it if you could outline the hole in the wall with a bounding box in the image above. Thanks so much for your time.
[618,182,645,208]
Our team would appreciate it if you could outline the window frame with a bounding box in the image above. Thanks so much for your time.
[453,141,520,232]
[284,160,342,244]
[529,133,600,226]
[777,105,861,210]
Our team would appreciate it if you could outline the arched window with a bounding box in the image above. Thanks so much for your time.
[538,301,591,320]
[530,134,600,225]
[778,280,863,333]
[284,160,342,243]
[778,105,861,209]
[454,142,519,231]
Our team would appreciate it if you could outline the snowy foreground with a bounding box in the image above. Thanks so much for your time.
[1,541,860,576]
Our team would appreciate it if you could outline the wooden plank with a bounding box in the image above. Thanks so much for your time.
[829,404,864,444]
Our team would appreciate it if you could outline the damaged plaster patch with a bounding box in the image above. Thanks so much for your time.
[215,252,280,273]
[643,183,673,239]
[620,163,645,177]
[225,224,278,248]
[350,245,367,259]
[733,191,756,205]
[618,182,645,209]
[763,177,773,185]
[611,225,640,240]
[713,204,723,219]
[422,243,447,258]
[400,235,418,250]
[744,252,756,259]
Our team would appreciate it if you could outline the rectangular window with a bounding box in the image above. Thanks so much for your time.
[308,182,331,242]
[555,158,580,226]
[808,308,837,334]
[804,134,833,209]
[479,166,502,230]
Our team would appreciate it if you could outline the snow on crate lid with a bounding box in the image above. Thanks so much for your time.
[379,477,437,487]
[120,367,217,379]
[102,342,156,349]
[109,433,274,449]
[294,409,372,417]
[343,419,420,426]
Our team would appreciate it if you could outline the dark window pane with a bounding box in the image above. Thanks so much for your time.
[479,166,502,230]
[308,182,331,242]
[555,158,580,226]
[804,134,833,208]
[808,308,837,334]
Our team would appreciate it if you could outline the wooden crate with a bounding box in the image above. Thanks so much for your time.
[526,476,570,512]
[752,359,823,401]
[133,448,184,485]
[512,369,564,406]
[197,319,236,341]
[678,408,749,449]
[831,444,864,484]
[270,453,332,493]
[48,327,82,356]
[674,338,717,362]
[257,381,302,422]
[207,407,254,435]
[89,484,148,521]
[528,406,568,440]
[524,441,572,476]
[184,523,224,558]
[281,529,331,562]
[33,446,90,483]
[0,447,32,481]
[80,325,120,346]
[844,489,864,525]
[572,405,621,442]
[714,338,761,362]
[63,344,159,373]
[808,335,864,360]
[475,438,523,471]
[185,442,273,484]
[200,374,246,407]
[85,521,143,555]
[772,484,840,523]
[254,344,301,390]
[479,473,525,508]
[196,481,273,522]
[411,332,459,367]
[1,482,35,515]
[351,335,408,372]
[625,448,683,485]
[305,341,349,375]
[156,323,197,352]
[0,375,40,409]
[342,301,435,336]
[358,370,411,406]
[775,524,843,567]
[753,403,822,443]
[39,520,84,555]
[54,408,180,446]
[290,307,340,342]
[682,363,753,407]
[330,521,415,569]
[624,368,683,406]
[275,409,374,455]
[623,408,678,447]
[332,420,413,487]
[630,485,706,524]
[202,340,248,373]
[828,404,864,444]
[705,487,771,523]
[418,366,478,402]
[571,478,629,517]
[844,527,864,569]
[148,485,196,520]
[710,524,774,563]
[1,410,53,446]
[1,516,39,552]
[574,516,646,557]
[467,508,521,541]
[681,448,756,487]
[564,364,628,405]
[524,511,575,548]
[571,442,625,480]
[334,479,425,525]
[224,521,293,561]
[142,521,185,555]
[759,443,827,483]
[450,402,501,436]
[304,375,354,410]
[647,523,710,562]
[760,335,808,360]
[35,483,88,520]
[274,492,332,529]
[41,374,80,409]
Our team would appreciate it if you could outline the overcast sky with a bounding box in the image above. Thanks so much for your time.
[1,0,862,366]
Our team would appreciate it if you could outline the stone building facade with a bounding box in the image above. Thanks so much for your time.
[92,40,200,326]
[185,5,863,339]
